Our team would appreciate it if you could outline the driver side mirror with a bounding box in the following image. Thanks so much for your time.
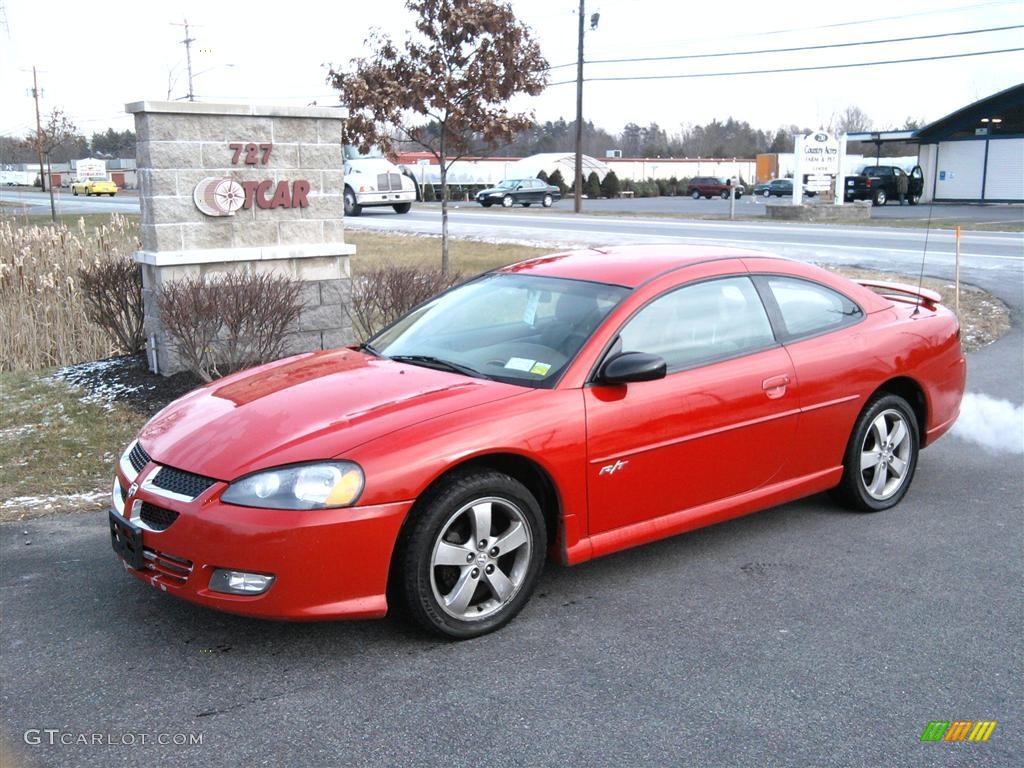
[598,351,667,385]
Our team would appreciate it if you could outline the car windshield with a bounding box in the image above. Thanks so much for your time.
[343,144,385,160]
[88,177,107,182]
[496,180,519,189]
[370,273,629,387]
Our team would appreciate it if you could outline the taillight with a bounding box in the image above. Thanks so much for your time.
[865,178,872,188]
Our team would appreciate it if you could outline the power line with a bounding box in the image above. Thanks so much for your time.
[546,24,1023,70]
[547,47,1024,86]
[545,0,1019,69]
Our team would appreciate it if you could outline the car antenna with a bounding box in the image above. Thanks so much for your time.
[912,182,936,317]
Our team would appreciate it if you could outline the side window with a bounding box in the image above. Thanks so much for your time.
[762,276,862,339]
[616,277,776,371]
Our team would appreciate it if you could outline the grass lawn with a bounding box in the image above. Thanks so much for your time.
[345,229,547,276]
[0,371,145,520]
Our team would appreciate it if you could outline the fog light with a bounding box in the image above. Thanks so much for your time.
[209,569,275,595]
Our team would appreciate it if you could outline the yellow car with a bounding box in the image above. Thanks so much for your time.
[71,177,117,197]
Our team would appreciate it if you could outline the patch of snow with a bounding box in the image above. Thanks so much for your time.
[0,424,37,439]
[2,490,108,510]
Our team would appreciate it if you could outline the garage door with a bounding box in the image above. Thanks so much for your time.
[984,138,1024,202]
[935,141,985,201]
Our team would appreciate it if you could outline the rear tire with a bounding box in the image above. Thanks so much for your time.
[720,190,729,199]
[908,194,920,206]
[542,194,553,207]
[73,188,79,196]
[873,189,887,206]
[397,470,546,639]
[833,394,919,512]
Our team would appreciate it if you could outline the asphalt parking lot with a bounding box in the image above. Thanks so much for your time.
[1,327,1021,768]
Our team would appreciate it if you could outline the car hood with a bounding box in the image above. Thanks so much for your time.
[138,349,526,480]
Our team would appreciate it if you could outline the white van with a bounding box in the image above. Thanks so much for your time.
[343,145,416,216]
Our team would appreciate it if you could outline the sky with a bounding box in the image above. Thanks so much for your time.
[1,0,1022,144]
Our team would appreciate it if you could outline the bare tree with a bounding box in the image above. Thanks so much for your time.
[831,106,872,135]
[27,109,79,220]
[327,0,548,274]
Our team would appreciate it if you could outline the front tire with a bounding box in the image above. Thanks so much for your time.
[392,202,412,214]
[344,187,362,216]
[480,201,493,207]
[398,470,547,639]
[833,394,919,512]
[762,189,771,198]
[501,195,514,208]
[908,194,920,206]
[691,190,701,200]
[73,188,79,196]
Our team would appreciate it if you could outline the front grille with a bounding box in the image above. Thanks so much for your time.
[143,548,193,584]
[376,172,404,191]
[140,502,179,532]
[128,442,151,473]
[151,466,217,499]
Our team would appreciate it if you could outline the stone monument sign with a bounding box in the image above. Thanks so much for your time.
[126,100,355,375]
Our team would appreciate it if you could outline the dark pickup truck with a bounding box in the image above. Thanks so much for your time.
[844,165,924,206]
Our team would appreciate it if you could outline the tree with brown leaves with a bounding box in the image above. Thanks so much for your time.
[327,0,548,274]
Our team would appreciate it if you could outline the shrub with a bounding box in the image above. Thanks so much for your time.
[586,171,602,199]
[655,178,670,197]
[423,184,437,202]
[600,170,620,198]
[547,169,567,193]
[348,263,463,339]
[78,254,144,354]
[157,272,303,382]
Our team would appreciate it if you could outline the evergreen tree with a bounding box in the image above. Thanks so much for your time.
[586,171,602,199]
[600,170,620,198]
[547,168,567,193]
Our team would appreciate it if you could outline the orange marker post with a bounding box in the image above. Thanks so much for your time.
[955,226,961,317]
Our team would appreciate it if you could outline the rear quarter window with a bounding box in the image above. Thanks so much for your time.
[760,276,863,340]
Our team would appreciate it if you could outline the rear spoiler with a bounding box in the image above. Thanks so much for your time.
[855,279,942,311]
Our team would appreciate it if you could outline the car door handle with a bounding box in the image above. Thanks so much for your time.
[762,374,790,399]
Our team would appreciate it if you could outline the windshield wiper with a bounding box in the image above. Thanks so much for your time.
[388,355,490,379]
[358,342,382,357]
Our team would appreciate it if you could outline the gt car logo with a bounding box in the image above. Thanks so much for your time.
[599,460,629,476]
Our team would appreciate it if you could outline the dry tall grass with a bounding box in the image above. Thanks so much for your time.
[0,214,139,371]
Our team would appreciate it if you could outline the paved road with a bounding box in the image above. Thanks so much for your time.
[348,207,1023,309]
[4,186,1022,225]
[0,188,139,216]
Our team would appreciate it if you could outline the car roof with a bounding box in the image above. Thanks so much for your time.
[498,244,786,288]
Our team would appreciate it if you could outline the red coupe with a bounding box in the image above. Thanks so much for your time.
[109,246,965,638]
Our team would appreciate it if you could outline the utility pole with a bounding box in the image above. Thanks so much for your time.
[173,19,197,101]
[31,66,45,192]
[573,0,584,213]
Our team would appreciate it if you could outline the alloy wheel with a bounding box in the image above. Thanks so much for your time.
[429,496,533,621]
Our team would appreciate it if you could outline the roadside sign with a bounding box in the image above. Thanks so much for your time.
[805,173,832,191]
[799,132,840,176]
[74,158,106,181]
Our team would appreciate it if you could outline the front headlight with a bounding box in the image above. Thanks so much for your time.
[221,461,364,510]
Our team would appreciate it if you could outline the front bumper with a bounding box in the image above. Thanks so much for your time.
[354,189,415,206]
[110,462,411,620]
